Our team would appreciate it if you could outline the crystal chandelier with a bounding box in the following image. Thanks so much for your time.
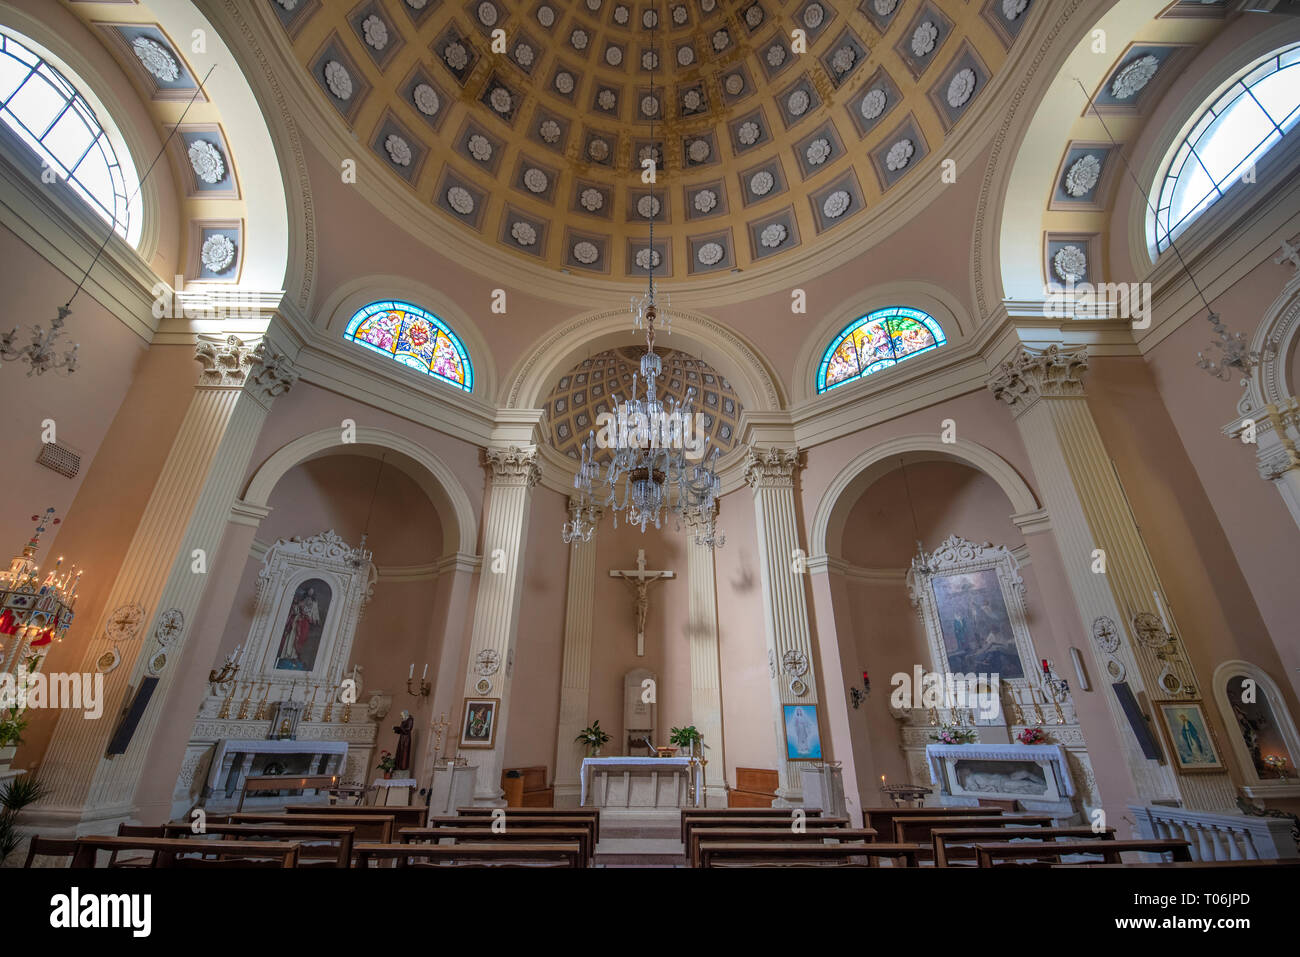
[0,306,78,376]
[0,508,82,672]
[564,0,724,549]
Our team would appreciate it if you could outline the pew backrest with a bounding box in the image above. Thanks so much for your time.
[72,836,302,868]
[284,803,425,828]
[893,815,1053,844]
[163,823,355,867]
[932,827,1114,866]
[399,826,593,864]
[688,827,877,868]
[697,841,915,868]
[230,813,393,844]
[454,807,600,840]
[681,807,821,840]
[355,841,582,868]
[975,838,1192,868]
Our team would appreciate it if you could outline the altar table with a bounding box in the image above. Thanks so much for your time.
[580,756,702,808]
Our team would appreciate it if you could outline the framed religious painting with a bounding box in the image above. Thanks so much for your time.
[1156,700,1225,773]
[906,536,1038,687]
[783,704,823,761]
[459,697,499,749]
[274,578,332,672]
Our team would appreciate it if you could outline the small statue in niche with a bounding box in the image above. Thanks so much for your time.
[392,709,414,772]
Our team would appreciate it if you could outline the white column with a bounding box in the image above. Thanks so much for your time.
[988,346,1235,810]
[685,510,726,805]
[1229,396,1300,531]
[744,447,818,804]
[553,501,600,805]
[462,446,539,804]
[36,335,297,832]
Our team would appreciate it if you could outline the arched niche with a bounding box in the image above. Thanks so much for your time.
[1211,660,1300,798]
[242,427,478,559]
[810,434,1041,560]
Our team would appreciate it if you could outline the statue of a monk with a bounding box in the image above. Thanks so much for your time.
[392,710,414,771]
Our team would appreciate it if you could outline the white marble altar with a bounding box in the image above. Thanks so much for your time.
[580,756,702,808]
[204,737,348,807]
[926,743,1073,803]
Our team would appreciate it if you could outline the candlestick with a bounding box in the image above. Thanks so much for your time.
[1153,590,1171,634]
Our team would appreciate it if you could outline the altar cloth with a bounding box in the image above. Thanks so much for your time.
[579,756,703,807]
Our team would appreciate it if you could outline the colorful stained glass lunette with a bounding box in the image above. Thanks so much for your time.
[343,299,474,392]
[816,306,946,393]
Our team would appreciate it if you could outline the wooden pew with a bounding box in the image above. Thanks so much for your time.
[455,807,600,841]
[163,823,354,868]
[688,827,877,868]
[681,806,821,840]
[231,813,394,844]
[975,838,1193,867]
[893,815,1054,844]
[237,775,339,811]
[23,836,78,868]
[284,803,425,829]
[1069,859,1300,868]
[71,836,301,868]
[107,823,167,867]
[862,806,1000,844]
[355,841,582,868]
[698,841,917,868]
[684,816,848,851]
[426,815,597,852]
[400,826,593,866]
[933,827,1115,867]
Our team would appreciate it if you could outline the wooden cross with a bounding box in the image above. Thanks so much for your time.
[609,549,675,657]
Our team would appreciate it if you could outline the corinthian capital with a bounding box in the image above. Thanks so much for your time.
[987,345,1089,415]
[249,342,298,399]
[484,445,541,488]
[195,334,258,388]
[744,446,802,489]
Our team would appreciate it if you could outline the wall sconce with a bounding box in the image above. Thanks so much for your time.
[407,662,430,698]
[849,670,870,709]
[1040,658,1069,699]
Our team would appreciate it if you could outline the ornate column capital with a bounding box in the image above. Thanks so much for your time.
[195,334,258,388]
[484,445,541,488]
[987,345,1089,416]
[743,446,802,490]
[194,335,298,401]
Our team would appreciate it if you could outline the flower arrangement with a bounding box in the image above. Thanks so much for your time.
[376,750,396,776]
[0,707,27,750]
[576,720,611,757]
[1016,727,1046,745]
[929,724,976,745]
[1263,754,1289,779]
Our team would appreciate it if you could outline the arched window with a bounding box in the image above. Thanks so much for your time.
[1150,42,1300,254]
[343,300,474,392]
[817,306,946,393]
[0,28,141,245]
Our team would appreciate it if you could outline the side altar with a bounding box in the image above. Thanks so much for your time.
[169,530,390,817]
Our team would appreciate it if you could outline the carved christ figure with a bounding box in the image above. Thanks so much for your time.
[609,549,675,657]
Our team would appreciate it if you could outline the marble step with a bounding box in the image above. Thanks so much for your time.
[593,838,687,867]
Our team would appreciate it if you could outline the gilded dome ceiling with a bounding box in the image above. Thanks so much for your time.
[543,347,742,457]
[274,0,1032,281]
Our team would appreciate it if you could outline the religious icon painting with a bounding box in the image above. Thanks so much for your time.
[459,697,499,748]
[782,703,822,760]
[1156,700,1224,773]
[275,578,332,672]
[930,568,1025,680]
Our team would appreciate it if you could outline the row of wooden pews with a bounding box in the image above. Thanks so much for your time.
[23,805,602,869]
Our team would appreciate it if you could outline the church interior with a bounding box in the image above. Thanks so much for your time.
[2,0,1300,893]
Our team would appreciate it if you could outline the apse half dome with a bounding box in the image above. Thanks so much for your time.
[343,300,473,392]
[817,306,946,393]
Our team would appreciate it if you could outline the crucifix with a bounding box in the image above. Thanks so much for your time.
[609,549,675,657]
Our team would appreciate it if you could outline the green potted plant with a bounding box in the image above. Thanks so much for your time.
[576,721,610,757]
[669,725,703,757]
[0,775,47,866]
[376,749,396,780]
[0,707,28,765]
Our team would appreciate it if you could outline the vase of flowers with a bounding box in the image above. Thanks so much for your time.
[1016,727,1046,745]
[576,721,610,758]
[1264,754,1289,780]
[376,750,396,779]
[929,724,977,745]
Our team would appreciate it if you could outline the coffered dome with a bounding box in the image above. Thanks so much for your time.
[272,0,1032,283]
[543,347,742,457]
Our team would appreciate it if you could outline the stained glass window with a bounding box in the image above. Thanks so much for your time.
[0,29,141,245]
[816,306,946,393]
[1151,42,1300,254]
[343,300,474,392]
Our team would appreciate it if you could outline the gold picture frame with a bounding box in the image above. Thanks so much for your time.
[1155,700,1224,774]
[458,697,499,749]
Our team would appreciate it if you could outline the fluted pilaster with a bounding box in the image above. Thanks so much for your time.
[37,335,296,830]
[744,446,818,802]
[463,445,539,802]
[553,501,601,797]
[987,346,1234,810]
[685,509,725,802]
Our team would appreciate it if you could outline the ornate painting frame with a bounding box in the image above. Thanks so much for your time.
[906,535,1039,692]
[459,697,499,749]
